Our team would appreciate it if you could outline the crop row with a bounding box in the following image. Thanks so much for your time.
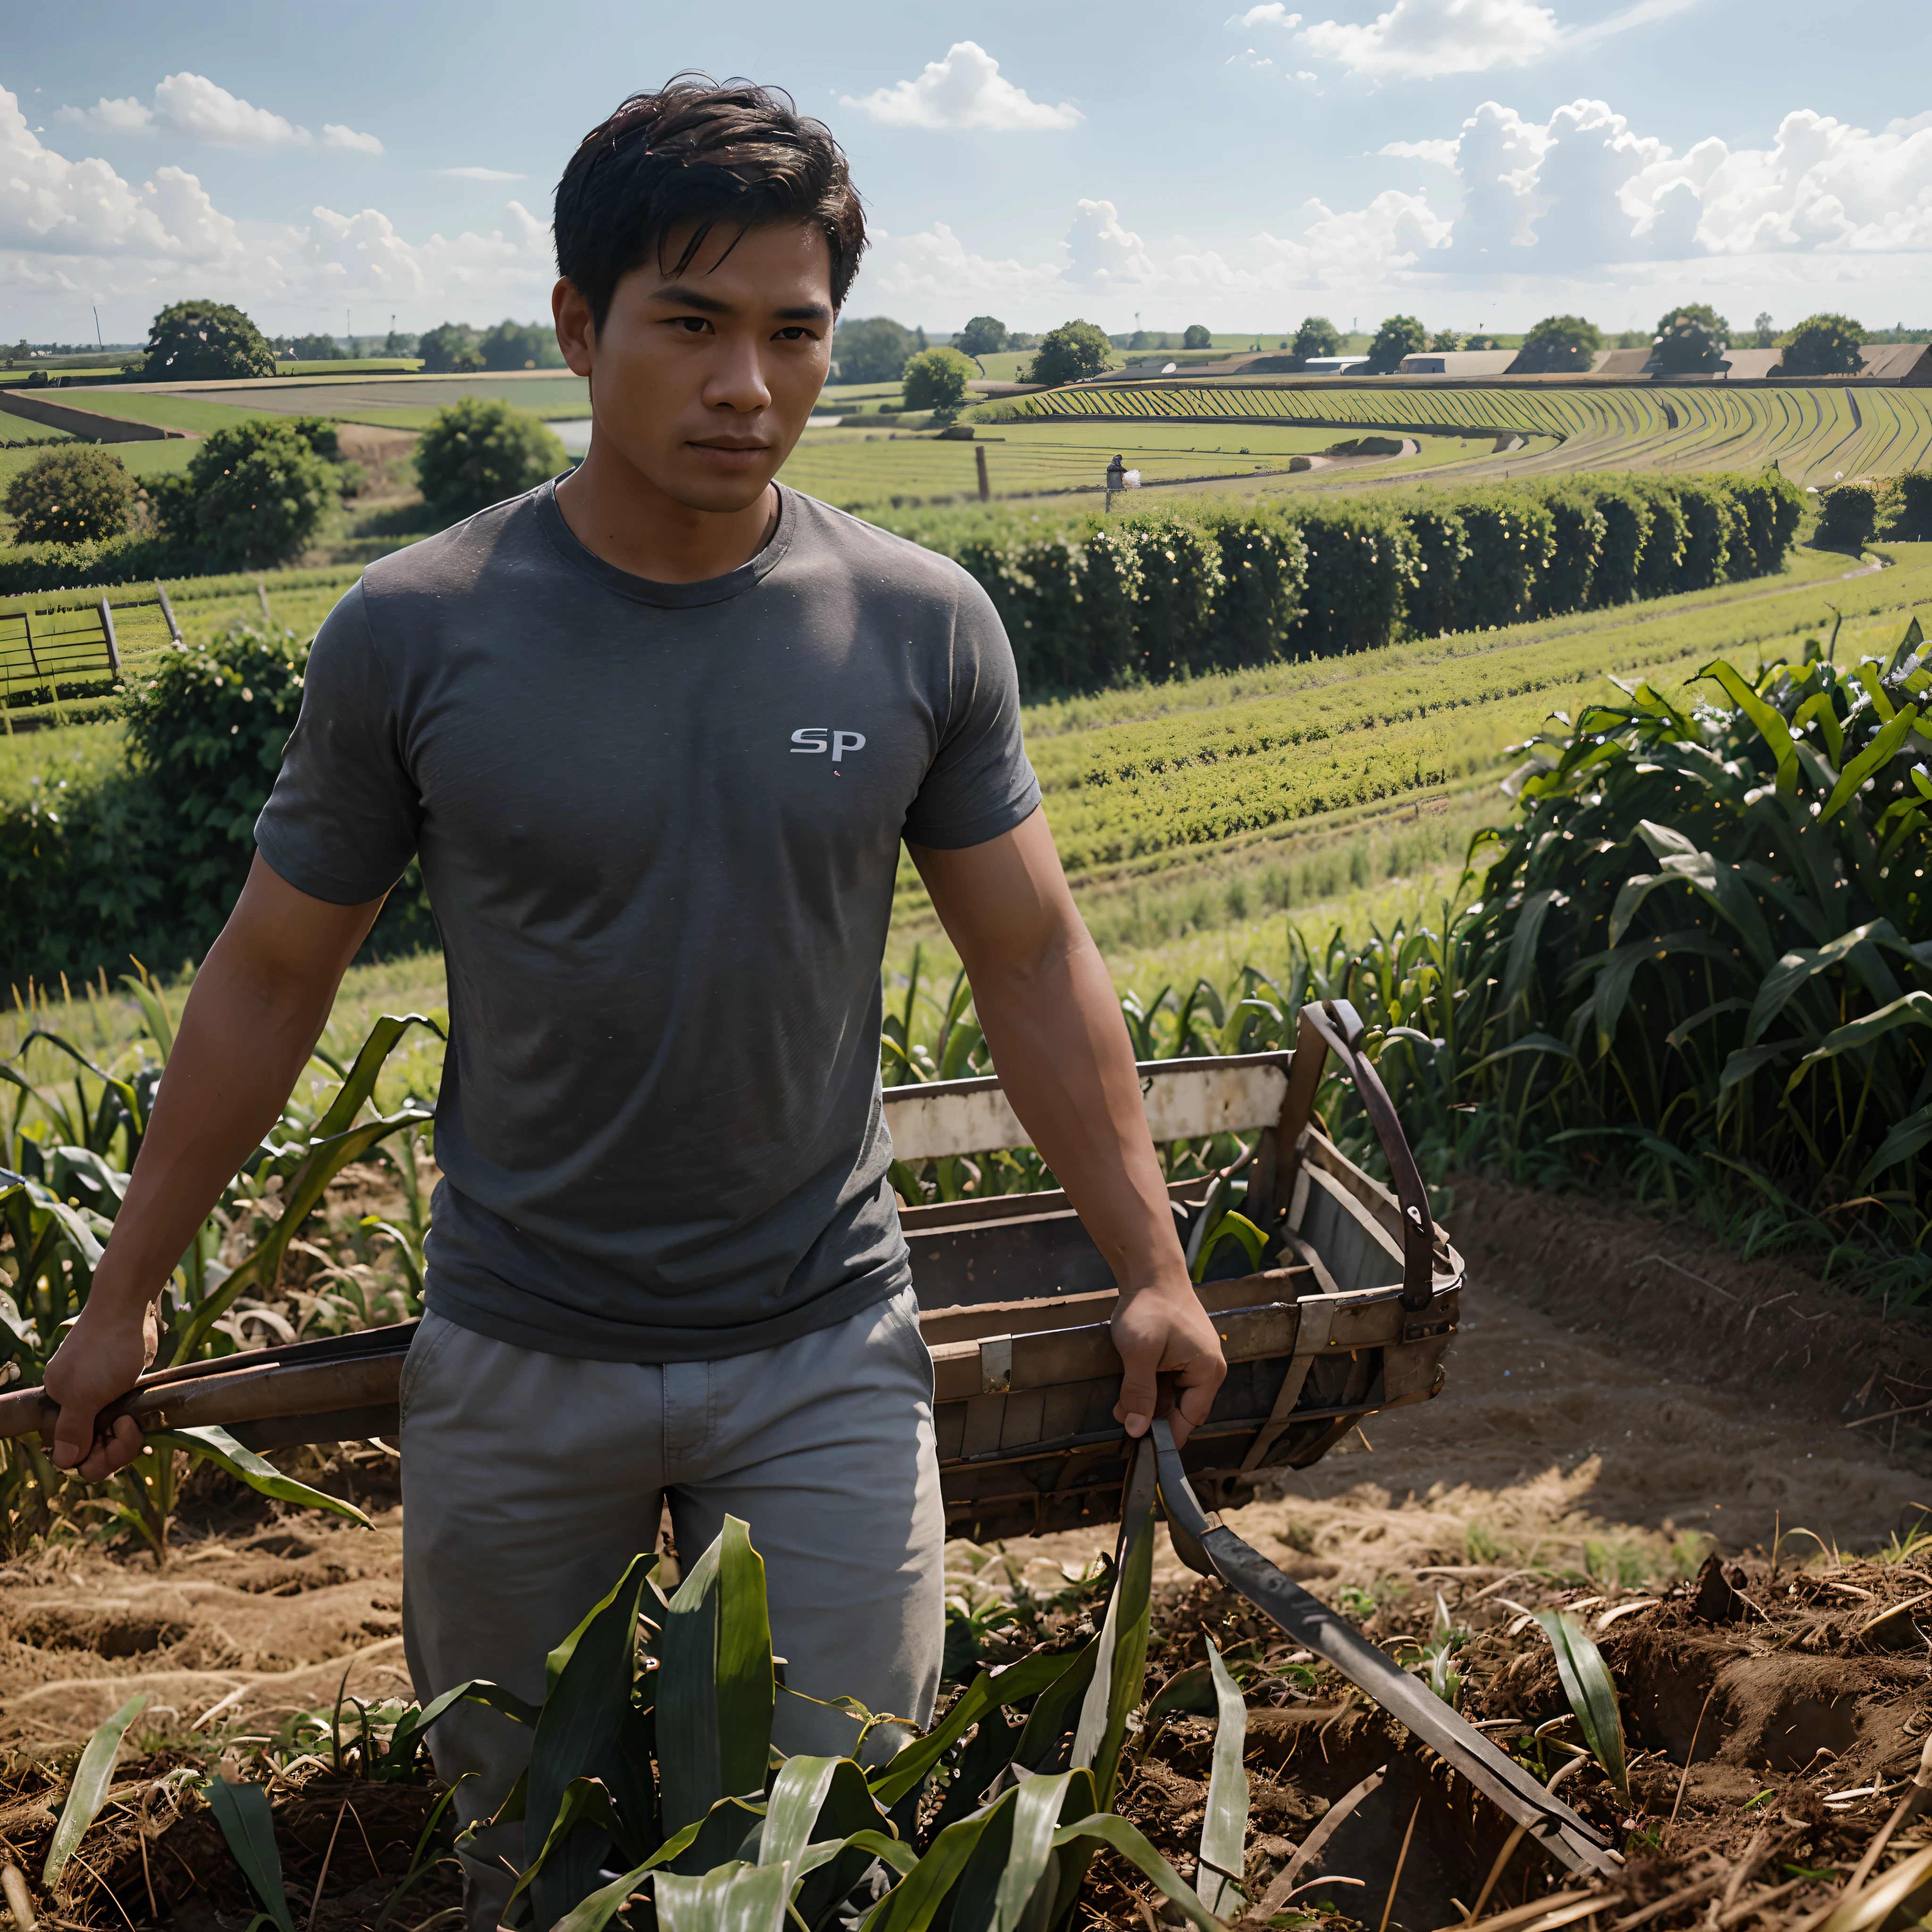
[991,382,1932,487]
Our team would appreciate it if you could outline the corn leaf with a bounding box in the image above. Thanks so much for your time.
[1535,1611,1626,1798]
[527,1553,653,1925]
[1072,1507,1155,1807]
[1858,1103,1932,1188]
[716,1516,776,1801]
[305,1013,443,1143]
[660,1536,725,1839]
[1190,1210,1266,1283]
[205,1778,295,1932]
[653,1859,792,1932]
[42,1692,148,1890]
[1049,1815,1221,1932]
[119,975,175,1062]
[1746,922,1896,1043]
[867,1645,1081,1807]
[1197,1639,1250,1919]
[146,1427,371,1528]
[1700,661,1799,793]
[1823,704,1922,824]
[984,1771,1083,1932]
[507,1777,623,1920]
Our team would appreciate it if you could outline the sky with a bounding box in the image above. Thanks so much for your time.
[8,0,1932,347]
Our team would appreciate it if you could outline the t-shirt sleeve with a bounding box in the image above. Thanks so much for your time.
[253,581,422,904]
[901,570,1041,850]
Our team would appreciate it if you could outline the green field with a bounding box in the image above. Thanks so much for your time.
[777,417,1498,508]
[997,380,1932,487]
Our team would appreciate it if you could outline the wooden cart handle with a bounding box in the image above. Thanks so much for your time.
[1273,999,1437,1313]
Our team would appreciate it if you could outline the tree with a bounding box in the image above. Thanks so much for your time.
[144,300,276,382]
[384,328,419,357]
[832,316,916,385]
[1027,320,1113,387]
[955,315,1008,360]
[901,347,974,415]
[1365,314,1428,374]
[165,418,333,566]
[418,322,484,374]
[1515,314,1602,374]
[1430,329,1464,353]
[1652,305,1730,374]
[480,319,555,371]
[279,333,347,362]
[1182,324,1213,350]
[1007,332,1037,351]
[1290,317,1341,360]
[1754,311,1775,348]
[1128,330,1152,351]
[1781,313,1865,378]
[415,398,567,519]
[1466,334,1500,350]
[3,446,135,544]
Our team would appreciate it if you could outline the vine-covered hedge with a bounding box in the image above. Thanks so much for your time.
[898,471,1805,697]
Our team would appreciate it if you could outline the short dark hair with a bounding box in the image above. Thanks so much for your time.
[555,77,866,332]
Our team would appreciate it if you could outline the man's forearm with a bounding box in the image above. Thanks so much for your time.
[967,926,1184,1289]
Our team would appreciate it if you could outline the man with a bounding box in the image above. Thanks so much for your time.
[43,79,1225,1927]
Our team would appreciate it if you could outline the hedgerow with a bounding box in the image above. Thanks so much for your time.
[893,470,1806,698]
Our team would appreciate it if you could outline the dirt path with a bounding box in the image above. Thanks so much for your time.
[2,1183,1926,1757]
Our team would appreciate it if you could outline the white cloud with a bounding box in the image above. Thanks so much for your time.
[866,222,1068,305]
[438,166,527,181]
[0,92,547,335]
[57,73,382,153]
[1407,96,1932,268]
[1380,137,1462,165]
[323,124,384,156]
[1066,200,1160,284]
[1227,3,1301,23]
[1228,49,1276,68]
[1299,0,1562,79]
[840,43,1083,132]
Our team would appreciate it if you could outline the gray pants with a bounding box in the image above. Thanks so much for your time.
[399,1288,946,1930]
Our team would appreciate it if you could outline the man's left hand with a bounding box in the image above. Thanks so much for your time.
[1111,1279,1227,1447]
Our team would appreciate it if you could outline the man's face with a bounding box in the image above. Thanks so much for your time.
[554,219,833,513]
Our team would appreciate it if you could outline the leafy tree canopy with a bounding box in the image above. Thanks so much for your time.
[955,315,1008,359]
[1365,314,1428,374]
[1652,304,1730,373]
[1430,330,1464,353]
[1754,311,1775,347]
[1292,316,1341,358]
[1780,312,1866,378]
[833,316,917,385]
[3,446,135,545]
[902,346,975,414]
[279,333,346,362]
[1182,323,1213,350]
[418,321,484,374]
[416,398,567,519]
[145,300,275,382]
[1027,319,1114,387]
[1515,314,1602,373]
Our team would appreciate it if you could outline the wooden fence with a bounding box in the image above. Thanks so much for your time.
[0,583,182,730]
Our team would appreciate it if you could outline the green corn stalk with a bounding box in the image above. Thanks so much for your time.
[206,1777,296,1932]
[1196,1640,1250,1918]
[42,1692,148,1891]
[1534,1610,1627,1800]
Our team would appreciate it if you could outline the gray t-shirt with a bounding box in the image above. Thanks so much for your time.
[255,481,1040,1361]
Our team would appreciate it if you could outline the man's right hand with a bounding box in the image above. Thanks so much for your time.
[42,1301,159,1480]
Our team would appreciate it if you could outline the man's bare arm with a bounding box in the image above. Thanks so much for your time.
[42,854,385,1479]
[908,808,1227,1443]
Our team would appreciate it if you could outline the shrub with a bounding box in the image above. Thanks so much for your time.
[1457,495,1556,629]
[1295,504,1420,654]
[144,300,276,381]
[0,533,190,598]
[1674,481,1737,590]
[1183,324,1213,350]
[1718,473,1805,576]
[1819,482,1884,551]
[415,399,567,519]
[161,418,335,568]
[1586,481,1651,607]
[1405,504,1470,636]
[1365,315,1427,374]
[478,319,555,371]
[1534,491,1606,614]
[901,347,974,415]
[1890,470,1932,539]
[1632,483,1688,594]
[1028,320,1114,388]
[1514,315,1601,374]
[1124,514,1224,675]
[3,447,135,544]
[1780,313,1865,378]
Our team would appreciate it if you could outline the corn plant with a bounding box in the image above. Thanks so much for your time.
[1299,621,1932,1290]
[400,1507,1217,1932]
[0,984,441,1549]
[1534,1611,1627,1801]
